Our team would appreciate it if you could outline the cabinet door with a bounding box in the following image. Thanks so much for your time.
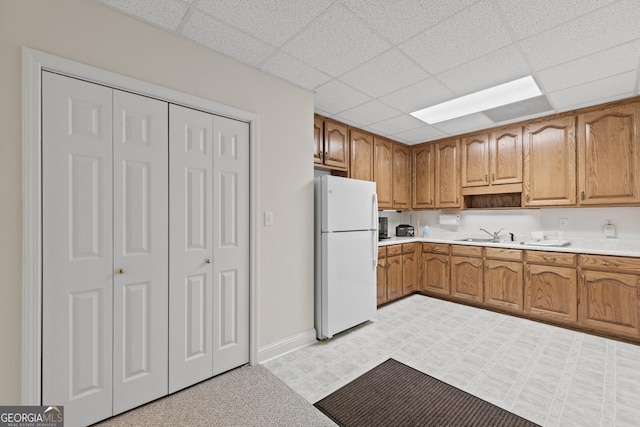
[578,103,640,205]
[525,264,577,322]
[387,255,403,301]
[314,115,323,165]
[112,90,169,414]
[402,251,418,295]
[491,126,522,185]
[435,140,461,208]
[421,253,450,295]
[350,129,374,181]
[450,256,483,303]
[412,144,435,209]
[461,133,489,187]
[484,260,523,312]
[374,137,393,209]
[523,117,576,206]
[393,143,411,209]
[580,270,639,336]
[324,119,349,170]
[377,253,388,305]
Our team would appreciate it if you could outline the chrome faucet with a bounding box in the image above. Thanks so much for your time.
[480,228,504,241]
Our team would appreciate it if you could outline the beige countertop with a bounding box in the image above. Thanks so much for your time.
[378,235,640,258]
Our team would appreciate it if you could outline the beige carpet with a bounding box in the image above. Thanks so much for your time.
[94,365,335,426]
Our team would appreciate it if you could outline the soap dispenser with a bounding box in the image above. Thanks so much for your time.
[604,220,616,238]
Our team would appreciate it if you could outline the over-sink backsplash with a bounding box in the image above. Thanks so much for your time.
[380,207,640,240]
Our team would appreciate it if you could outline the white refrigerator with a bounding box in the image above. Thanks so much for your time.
[315,175,378,339]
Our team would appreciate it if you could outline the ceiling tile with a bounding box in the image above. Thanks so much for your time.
[259,52,332,90]
[366,114,426,136]
[519,0,640,70]
[282,3,391,77]
[548,71,637,109]
[378,78,455,113]
[436,46,532,96]
[391,125,449,144]
[494,0,615,40]
[181,9,274,65]
[314,80,371,114]
[338,49,429,98]
[431,112,495,135]
[194,0,333,47]
[342,0,477,44]
[338,100,402,127]
[399,0,512,74]
[537,39,640,93]
[96,0,188,30]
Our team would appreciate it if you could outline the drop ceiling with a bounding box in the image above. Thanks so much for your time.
[95,0,640,144]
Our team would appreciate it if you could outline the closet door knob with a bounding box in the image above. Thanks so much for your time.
[117,268,125,274]
[205,259,212,264]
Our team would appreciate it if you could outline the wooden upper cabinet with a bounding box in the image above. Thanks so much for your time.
[350,129,374,181]
[523,116,576,207]
[314,116,349,171]
[461,133,489,187]
[412,143,435,209]
[578,102,640,205]
[392,143,410,209]
[491,126,523,185]
[435,139,461,208]
[374,137,393,209]
[313,115,323,165]
[462,127,522,190]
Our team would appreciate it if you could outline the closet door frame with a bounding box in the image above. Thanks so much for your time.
[21,47,258,405]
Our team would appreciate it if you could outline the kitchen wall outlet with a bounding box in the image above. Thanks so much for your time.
[264,211,274,227]
[558,218,568,230]
[603,220,616,238]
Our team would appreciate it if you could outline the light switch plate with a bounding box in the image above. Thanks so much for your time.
[264,211,274,227]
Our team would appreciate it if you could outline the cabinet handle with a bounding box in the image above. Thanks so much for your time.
[456,197,459,204]
[485,174,488,182]
[581,274,585,284]
[476,263,482,268]
[485,264,489,271]
[431,247,438,251]
[205,258,212,264]
[525,194,530,202]
[602,261,618,267]
[580,191,585,200]
[117,268,125,274]
[543,256,556,262]
[325,151,328,160]
[492,173,495,182]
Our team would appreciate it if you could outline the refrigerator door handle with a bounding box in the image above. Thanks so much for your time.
[372,193,378,269]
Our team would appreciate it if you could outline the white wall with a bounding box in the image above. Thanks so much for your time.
[0,0,314,404]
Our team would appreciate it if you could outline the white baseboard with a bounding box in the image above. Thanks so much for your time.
[258,328,317,364]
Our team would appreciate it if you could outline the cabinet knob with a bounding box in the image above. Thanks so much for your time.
[205,258,212,264]
[117,268,125,274]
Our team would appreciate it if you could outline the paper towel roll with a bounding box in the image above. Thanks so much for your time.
[439,214,460,225]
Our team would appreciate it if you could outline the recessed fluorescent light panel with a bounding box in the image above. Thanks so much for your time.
[411,76,542,124]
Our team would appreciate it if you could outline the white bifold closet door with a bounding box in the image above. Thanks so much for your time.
[42,71,168,427]
[169,104,250,392]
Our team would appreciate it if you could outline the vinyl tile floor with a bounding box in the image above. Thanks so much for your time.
[264,295,640,427]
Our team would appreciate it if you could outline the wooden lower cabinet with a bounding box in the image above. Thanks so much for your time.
[376,247,387,305]
[484,248,524,312]
[579,254,640,337]
[525,251,578,323]
[402,243,418,295]
[421,243,450,295]
[450,245,483,303]
[387,252,403,301]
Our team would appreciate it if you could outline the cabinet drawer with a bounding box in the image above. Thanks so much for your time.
[485,247,523,261]
[402,243,417,254]
[378,247,387,259]
[387,245,403,256]
[579,254,640,274]
[422,243,450,254]
[451,244,483,257]
[526,250,576,267]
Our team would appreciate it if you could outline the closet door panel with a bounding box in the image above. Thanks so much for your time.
[112,90,169,414]
[169,104,214,392]
[212,116,250,375]
[42,72,114,427]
